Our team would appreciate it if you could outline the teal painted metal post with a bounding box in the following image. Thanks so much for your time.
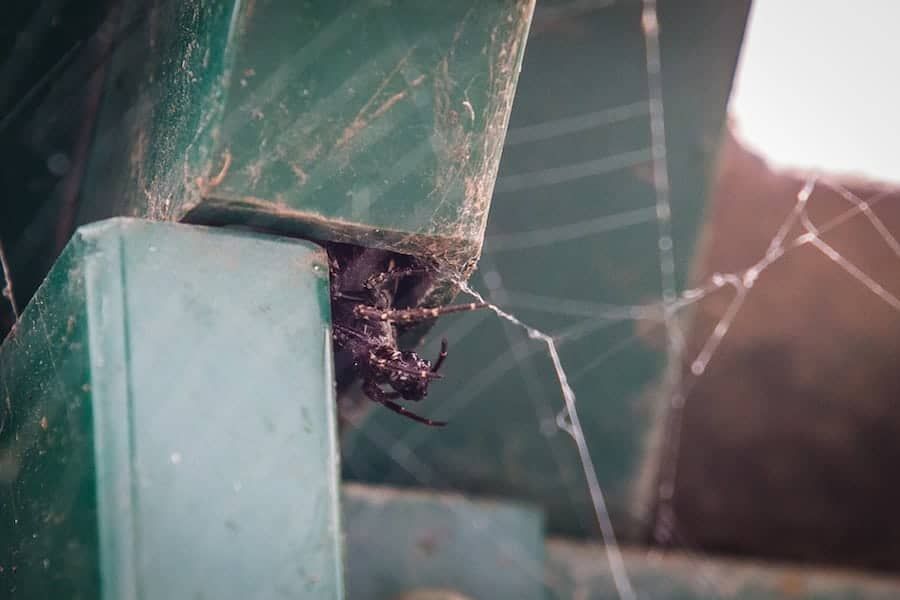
[343,483,545,600]
[0,219,343,599]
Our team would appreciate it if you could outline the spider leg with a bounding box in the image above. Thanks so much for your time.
[333,290,371,303]
[367,349,443,380]
[365,267,431,291]
[354,302,489,324]
[331,325,355,350]
[363,381,446,427]
[333,323,368,345]
[431,338,449,373]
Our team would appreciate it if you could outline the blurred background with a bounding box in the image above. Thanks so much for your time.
[3,1,900,599]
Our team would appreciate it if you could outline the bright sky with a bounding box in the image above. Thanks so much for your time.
[728,0,900,184]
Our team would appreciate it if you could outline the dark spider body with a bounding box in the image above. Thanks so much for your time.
[327,243,487,427]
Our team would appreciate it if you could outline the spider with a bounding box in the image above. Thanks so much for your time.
[328,244,488,427]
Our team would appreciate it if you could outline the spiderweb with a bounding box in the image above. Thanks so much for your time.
[341,1,900,598]
[4,1,900,598]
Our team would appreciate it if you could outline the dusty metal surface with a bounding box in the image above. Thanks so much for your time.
[78,0,535,278]
[545,538,900,600]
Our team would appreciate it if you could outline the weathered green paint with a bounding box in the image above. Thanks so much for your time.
[79,0,534,276]
[0,231,99,598]
[343,0,751,540]
[545,539,900,600]
[343,483,545,600]
[1,218,343,599]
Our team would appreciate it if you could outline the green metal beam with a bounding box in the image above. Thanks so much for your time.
[79,0,534,279]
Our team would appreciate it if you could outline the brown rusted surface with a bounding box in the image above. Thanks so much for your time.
[643,124,900,573]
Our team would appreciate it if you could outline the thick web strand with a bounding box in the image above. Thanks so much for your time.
[459,281,637,600]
